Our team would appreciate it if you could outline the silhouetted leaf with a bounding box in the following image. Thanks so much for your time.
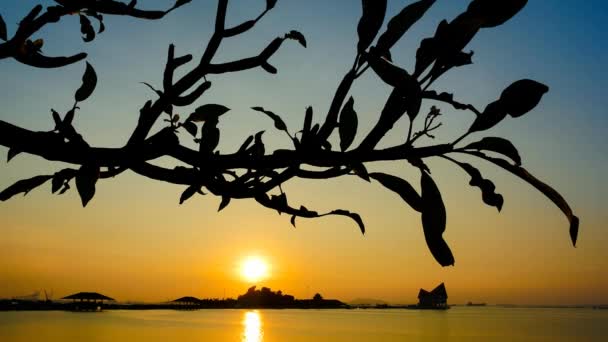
[266,0,278,10]
[301,106,313,146]
[7,148,21,163]
[187,104,230,122]
[179,185,198,204]
[271,193,289,214]
[182,121,198,137]
[174,0,192,9]
[370,172,422,212]
[59,183,70,195]
[51,169,76,194]
[357,0,387,53]
[238,135,254,154]
[251,107,288,132]
[218,196,231,212]
[79,15,95,42]
[420,171,455,266]
[367,52,411,88]
[140,81,163,96]
[330,210,365,235]
[468,100,507,133]
[472,153,579,247]
[285,30,307,48]
[339,97,358,151]
[251,131,266,157]
[85,11,105,33]
[0,14,7,41]
[452,161,503,211]
[75,164,99,207]
[63,107,76,126]
[0,175,52,201]
[74,62,97,102]
[351,163,370,182]
[467,0,528,28]
[499,79,549,117]
[261,62,278,74]
[377,0,435,53]
[200,121,221,154]
[464,137,522,165]
[51,109,62,130]
[290,215,297,227]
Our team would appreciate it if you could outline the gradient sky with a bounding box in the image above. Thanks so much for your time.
[1,0,607,305]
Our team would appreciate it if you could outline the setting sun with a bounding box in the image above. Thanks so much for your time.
[240,257,269,283]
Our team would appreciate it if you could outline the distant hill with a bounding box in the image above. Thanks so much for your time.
[350,298,388,306]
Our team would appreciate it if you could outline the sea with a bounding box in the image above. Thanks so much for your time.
[1,307,606,341]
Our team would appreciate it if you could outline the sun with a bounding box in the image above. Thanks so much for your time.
[241,257,268,283]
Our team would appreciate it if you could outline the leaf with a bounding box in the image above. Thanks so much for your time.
[200,121,221,154]
[218,196,231,212]
[187,104,230,122]
[357,0,387,53]
[251,131,266,157]
[330,209,366,235]
[285,30,307,48]
[351,163,370,182]
[251,107,288,132]
[79,15,95,42]
[179,185,199,204]
[182,121,198,137]
[7,148,22,163]
[74,62,97,102]
[266,0,278,10]
[467,0,528,28]
[63,107,76,126]
[75,164,99,207]
[367,52,412,88]
[468,100,508,133]
[452,161,503,211]
[338,97,358,151]
[238,135,254,154]
[464,137,522,165]
[499,79,549,118]
[174,0,192,9]
[52,169,77,194]
[0,14,7,41]
[261,62,278,74]
[0,175,52,201]
[301,106,313,146]
[376,0,436,53]
[472,153,579,247]
[270,193,289,214]
[290,215,297,227]
[420,171,455,266]
[370,172,422,212]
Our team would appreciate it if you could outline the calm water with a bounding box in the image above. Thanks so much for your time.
[1,307,606,341]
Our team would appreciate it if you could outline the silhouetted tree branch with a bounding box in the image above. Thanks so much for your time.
[0,0,579,267]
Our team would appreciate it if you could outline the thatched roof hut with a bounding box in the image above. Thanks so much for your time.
[171,296,201,305]
[62,292,115,302]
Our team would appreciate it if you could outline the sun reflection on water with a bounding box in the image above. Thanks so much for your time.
[242,311,263,342]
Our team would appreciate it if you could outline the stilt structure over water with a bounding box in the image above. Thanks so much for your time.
[414,283,449,310]
[61,292,114,311]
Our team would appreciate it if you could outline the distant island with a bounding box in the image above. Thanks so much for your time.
[0,286,348,311]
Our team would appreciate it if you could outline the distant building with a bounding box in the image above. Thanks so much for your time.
[61,292,114,311]
[417,283,448,309]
